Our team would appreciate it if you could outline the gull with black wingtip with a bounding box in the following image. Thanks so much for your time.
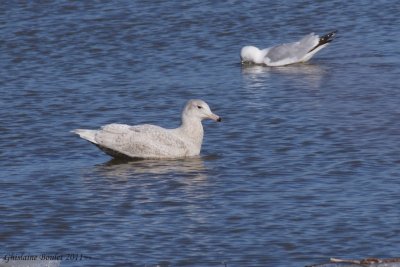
[241,30,337,66]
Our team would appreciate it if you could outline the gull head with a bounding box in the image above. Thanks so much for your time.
[183,99,221,122]
[240,46,264,64]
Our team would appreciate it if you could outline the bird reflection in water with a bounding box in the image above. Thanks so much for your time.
[78,156,218,228]
[91,156,210,183]
[241,63,327,89]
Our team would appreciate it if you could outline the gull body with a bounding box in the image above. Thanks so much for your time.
[72,99,221,159]
[241,31,337,66]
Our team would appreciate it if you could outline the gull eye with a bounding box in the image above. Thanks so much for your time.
[197,105,202,109]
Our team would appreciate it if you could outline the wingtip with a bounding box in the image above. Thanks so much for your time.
[71,129,85,135]
[71,129,98,144]
[319,30,338,44]
[327,30,338,39]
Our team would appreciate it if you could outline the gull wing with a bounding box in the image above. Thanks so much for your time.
[94,123,189,159]
[265,33,319,66]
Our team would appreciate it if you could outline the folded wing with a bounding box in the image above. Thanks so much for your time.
[94,123,189,159]
[265,33,320,66]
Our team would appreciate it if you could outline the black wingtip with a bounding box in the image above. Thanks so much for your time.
[320,30,338,45]
[308,30,338,53]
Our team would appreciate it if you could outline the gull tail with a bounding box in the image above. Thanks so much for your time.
[71,129,98,144]
[309,30,337,52]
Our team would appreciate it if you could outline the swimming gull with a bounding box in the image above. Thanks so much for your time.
[72,99,222,159]
[240,30,337,66]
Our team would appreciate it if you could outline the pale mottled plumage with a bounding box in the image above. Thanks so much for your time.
[241,31,337,66]
[72,99,221,159]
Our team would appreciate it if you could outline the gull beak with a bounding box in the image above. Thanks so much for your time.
[209,113,222,122]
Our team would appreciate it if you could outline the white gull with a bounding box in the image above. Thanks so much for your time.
[72,99,221,159]
[241,30,337,66]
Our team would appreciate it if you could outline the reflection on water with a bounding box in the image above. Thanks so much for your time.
[79,156,214,237]
[89,156,208,181]
[241,63,327,89]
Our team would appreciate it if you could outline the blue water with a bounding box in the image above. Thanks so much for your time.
[1,1,400,266]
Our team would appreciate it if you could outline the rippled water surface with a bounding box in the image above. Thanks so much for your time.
[1,1,400,266]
